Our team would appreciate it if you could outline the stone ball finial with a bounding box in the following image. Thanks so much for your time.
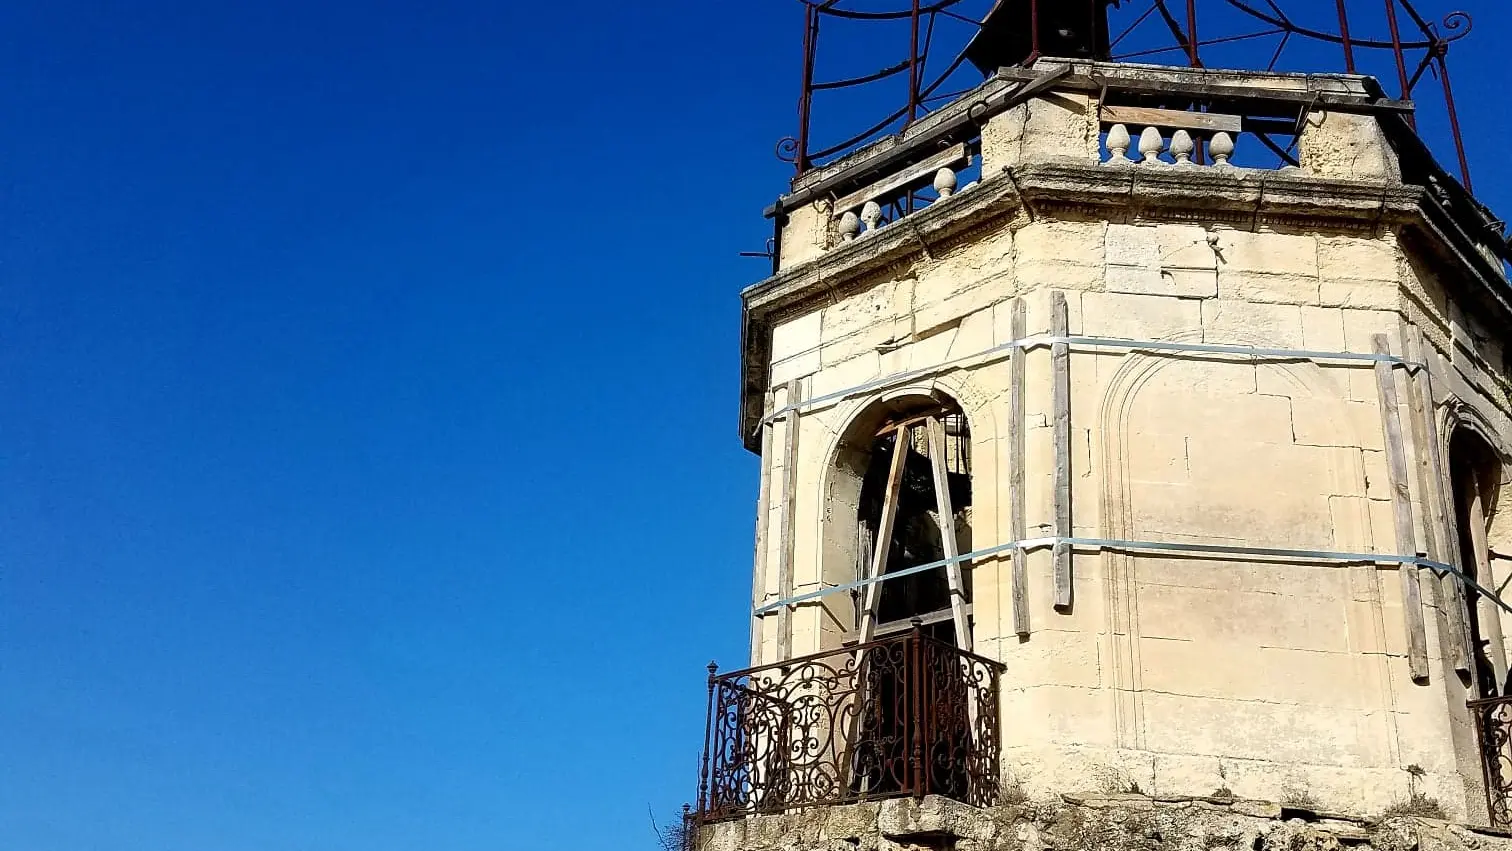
[860,200,884,232]
[1138,127,1165,164]
[1105,123,1132,164]
[838,210,861,242]
[1210,131,1235,166]
[1170,129,1195,165]
[933,167,958,198]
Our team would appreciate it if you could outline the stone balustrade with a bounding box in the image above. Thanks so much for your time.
[1102,123,1247,169]
[836,164,972,242]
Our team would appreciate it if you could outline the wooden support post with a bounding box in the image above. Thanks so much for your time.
[857,425,912,646]
[1405,327,1470,673]
[1009,298,1031,636]
[926,416,972,652]
[749,389,776,666]
[1373,334,1430,682]
[776,379,802,661]
[1051,291,1073,610]
[1465,480,1509,691]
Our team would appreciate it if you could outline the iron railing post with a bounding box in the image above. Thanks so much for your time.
[699,661,718,816]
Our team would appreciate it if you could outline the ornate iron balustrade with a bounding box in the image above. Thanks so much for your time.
[696,625,1004,822]
[1472,696,1512,828]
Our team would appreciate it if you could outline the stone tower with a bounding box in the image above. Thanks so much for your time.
[696,4,1512,850]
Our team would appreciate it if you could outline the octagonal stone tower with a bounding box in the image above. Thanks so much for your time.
[701,55,1512,851]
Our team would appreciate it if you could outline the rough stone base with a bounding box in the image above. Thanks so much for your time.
[698,794,1512,851]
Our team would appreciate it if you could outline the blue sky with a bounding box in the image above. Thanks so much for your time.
[1,2,1508,850]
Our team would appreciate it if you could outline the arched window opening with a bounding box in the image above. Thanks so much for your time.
[1451,427,1506,698]
[854,405,973,647]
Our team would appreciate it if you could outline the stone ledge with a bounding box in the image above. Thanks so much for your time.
[698,794,1508,851]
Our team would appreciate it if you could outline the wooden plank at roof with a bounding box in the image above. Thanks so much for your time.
[1099,104,1243,134]
[1009,298,1031,636]
[831,143,968,216]
[1052,291,1073,611]
[856,424,912,647]
[926,415,973,652]
[1373,335,1430,682]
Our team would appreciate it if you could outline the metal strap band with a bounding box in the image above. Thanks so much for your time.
[753,534,1511,616]
[760,334,1420,428]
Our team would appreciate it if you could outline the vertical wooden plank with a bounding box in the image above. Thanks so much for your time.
[1051,291,1073,610]
[1466,483,1509,691]
[856,425,911,646]
[749,389,776,666]
[1404,327,1469,673]
[1009,299,1030,636]
[926,416,972,651]
[776,379,802,661]
[1373,334,1430,682]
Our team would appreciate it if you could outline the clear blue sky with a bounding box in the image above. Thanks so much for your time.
[1,3,1507,850]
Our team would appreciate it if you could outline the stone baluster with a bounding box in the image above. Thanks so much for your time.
[1170,130,1195,165]
[1138,127,1165,164]
[838,210,861,242]
[860,201,884,233]
[1105,124,1132,165]
[1210,131,1235,167]
[933,167,958,199]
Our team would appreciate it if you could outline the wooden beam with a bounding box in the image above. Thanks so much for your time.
[856,425,912,646]
[1465,478,1510,692]
[1404,327,1470,674]
[831,144,968,216]
[995,65,1415,115]
[749,389,776,666]
[1373,335,1430,682]
[776,379,802,661]
[926,416,973,652]
[1099,104,1243,134]
[1052,291,1073,610]
[853,604,974,641]
[1009,298,1030,636]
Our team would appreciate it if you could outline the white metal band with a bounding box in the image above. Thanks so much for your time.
[753,535,1512,616]
[759,334,1420,429]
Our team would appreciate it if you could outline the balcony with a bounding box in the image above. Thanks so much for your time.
[695,625,1004,822]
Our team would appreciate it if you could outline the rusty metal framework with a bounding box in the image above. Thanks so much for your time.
[696,625,1003,822]
[782,0,1476,188]
[1471,696,1512,828]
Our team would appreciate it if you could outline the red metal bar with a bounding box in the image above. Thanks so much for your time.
[1029,0,1041,64]
[1186,0,1201,67]
[1436,51,1473,191]
[796,4,819,173]
[1383,0,1416,129]
[906,0,922,126]
[1335,0,1357,73]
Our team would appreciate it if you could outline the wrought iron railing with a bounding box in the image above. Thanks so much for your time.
[1471,696,1512,828]
[696,624,1004,822]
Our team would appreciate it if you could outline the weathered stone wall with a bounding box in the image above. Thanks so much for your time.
[751,210,1497,817]
[699,794,1509,851]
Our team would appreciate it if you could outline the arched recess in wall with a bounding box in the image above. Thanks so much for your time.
[1445,407,1511,699]
[818,387,980,648]
[1097,333,1368,754]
